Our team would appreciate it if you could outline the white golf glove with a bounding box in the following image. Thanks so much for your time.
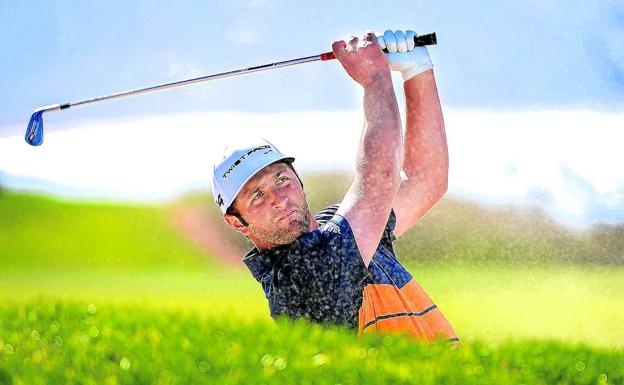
[377,29,433,81]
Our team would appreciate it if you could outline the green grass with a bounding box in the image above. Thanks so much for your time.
[0,299,622,385]
[0,192,215,272]
[412,264,624,349]
[3,179,623,274]
[1,189,623,383]
[1,264,623,350]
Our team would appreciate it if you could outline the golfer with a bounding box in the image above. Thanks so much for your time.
[212,29,458,343]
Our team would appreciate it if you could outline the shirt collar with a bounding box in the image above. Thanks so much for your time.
[241,203,339,284]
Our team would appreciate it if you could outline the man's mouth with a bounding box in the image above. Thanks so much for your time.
[278,209,296,221]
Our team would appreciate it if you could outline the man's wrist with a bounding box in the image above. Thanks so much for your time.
[362,71,393,91]
[401,62,434,82]
[403,68,436,91]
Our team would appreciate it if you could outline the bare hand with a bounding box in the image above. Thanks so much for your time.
[332,31,391,88]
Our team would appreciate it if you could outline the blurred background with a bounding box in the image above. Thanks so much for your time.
[1,0,623,361]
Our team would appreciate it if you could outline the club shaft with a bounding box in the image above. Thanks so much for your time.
[61,54,323,111]
[37,32,437,113]
[26,32,436,146]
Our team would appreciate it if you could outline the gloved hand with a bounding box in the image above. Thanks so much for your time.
[377,29,433,81]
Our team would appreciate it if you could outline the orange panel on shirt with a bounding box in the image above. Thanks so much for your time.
[357,280,458,343]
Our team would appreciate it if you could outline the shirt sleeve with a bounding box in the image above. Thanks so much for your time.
[384,208,398,244]
[274,213,371,328]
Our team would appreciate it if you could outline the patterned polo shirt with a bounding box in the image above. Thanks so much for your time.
[243,204,459,343]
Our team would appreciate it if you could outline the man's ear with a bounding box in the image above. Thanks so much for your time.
[223,214,249,236]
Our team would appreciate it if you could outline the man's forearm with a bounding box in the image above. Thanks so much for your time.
[402,70,448,191]
[357,74,403,186]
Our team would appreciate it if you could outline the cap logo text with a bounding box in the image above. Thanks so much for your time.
[222,145,273,179]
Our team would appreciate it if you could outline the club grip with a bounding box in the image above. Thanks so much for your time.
[321,32,437,61]
[413,32,437,46]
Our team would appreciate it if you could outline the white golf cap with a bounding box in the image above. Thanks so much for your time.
[211,138,295,215]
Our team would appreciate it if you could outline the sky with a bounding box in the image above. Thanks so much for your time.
[1,0,623,229]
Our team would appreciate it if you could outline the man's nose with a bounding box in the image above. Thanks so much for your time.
[270,187,289,208]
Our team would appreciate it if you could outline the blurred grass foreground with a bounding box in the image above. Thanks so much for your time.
[0,172,623,384]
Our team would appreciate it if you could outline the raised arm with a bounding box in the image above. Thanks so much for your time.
[392,70,448,238]
[379,30,449,239]
[333,31,403,267]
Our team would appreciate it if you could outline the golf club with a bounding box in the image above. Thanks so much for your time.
[25,32,437,146]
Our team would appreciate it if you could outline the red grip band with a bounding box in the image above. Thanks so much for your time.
[320,51,335,61]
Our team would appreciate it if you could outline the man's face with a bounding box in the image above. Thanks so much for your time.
[223,162,314,248]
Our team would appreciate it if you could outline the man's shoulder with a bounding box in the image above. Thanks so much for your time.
[313,203,345,236]
[314,203,340,224]
[315,203,398,251]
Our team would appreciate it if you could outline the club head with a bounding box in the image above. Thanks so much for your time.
[25,110,44,146]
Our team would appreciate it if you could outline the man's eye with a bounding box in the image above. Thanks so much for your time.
[277,176,290,184]
[252,191,263,201]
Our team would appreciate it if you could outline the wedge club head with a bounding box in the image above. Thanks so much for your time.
[25,110,44,146]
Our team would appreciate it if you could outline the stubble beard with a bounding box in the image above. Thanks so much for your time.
[248,204,313,246]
